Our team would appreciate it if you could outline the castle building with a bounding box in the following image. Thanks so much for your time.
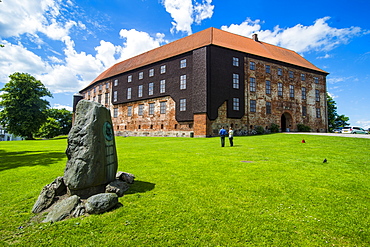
[79,27,329,137]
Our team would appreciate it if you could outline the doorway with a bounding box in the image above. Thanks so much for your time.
[281,112,293,132]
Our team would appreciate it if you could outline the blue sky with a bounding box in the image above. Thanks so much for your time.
[1,0,369,128]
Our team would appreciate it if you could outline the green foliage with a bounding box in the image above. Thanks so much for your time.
[1,135,369,246]
[45,108,72,135]
[269,123,280,133]
[255,125,265,134]
[327,93,349,131]
[297,123,311,132]
[0,72,52,139]
[37,117,61,139]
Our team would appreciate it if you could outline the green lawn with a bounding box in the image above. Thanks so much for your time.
[0,134,369,246]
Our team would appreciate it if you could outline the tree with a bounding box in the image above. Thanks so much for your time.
[326,93,349,131]
[45,108,72,135]
[38,117,61,139]
[0,72,52,139]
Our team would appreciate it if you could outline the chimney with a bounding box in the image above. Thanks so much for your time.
[252,33,259,42]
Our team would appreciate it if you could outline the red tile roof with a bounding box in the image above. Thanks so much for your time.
[84,27,327,90]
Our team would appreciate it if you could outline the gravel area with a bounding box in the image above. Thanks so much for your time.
[284,132,370,139]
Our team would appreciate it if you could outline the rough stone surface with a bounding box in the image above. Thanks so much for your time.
[106,180,130,197]
[43,195,81,223]
[116,171,135,184]
[32,177,66,213]
[85,193,119,214]
[64,100,118,198]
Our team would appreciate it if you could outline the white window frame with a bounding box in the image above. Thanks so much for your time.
[127,106,132,117]
[113,108,118,118]
[179,99,186,111]
[149,103,155,115]
[250,77,256,92]
[233,57,239,67]
[127,88,132,100]
[278,83,283,97]
[160,65,166,74]
[149,82,154,95]
[180,59,187,68]
[113,91,117,102]
[160,101,166,114]
[250,100,256,112]
[138,85,143,97]
[302,87,306,100]
[233,74,239,89]
[138,104,144,116]
[139,72,144,80]
[128,75,132,83]
[114,79,118,86]
[160,80,166,93]
[289,85,295,98]
[180,75,187,90]
[233,98,240,111]
[149,69,154,77]
[266,80,271,94]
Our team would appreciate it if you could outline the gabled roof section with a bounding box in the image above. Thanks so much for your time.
[84,27,327,90]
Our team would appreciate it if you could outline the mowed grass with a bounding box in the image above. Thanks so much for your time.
[0,134,369,246]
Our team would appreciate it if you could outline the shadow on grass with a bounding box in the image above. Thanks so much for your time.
[125,180,156,194]
[0,150,66,172]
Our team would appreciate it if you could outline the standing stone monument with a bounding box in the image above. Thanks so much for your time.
[32,100,135,222]
[64,100,118,198]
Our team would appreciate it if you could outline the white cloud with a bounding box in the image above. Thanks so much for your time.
[355,120,370,129]
[317,54,332,59]
[221,17,363,54]
[163,0,214,35]
[52,104,73,111]
[119,29,167,60]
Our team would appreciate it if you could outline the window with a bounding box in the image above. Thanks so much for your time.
[161,65,166,74]
[127,88,132,99]
[128,75,132,83]
[113,108,118,118]
[314,77,319,84]
[302,87,306,100]
[160,101,166,114]
[180,59,187,68]
[149,103,155,115]
[278,83,283,97]
[315,89,320,102]
[179,99,186,111]
[160,80,166,93]
[139,72,143,80]
[316,108,321,118]
[180,75,187,90]
[138,104,144,116]
[233,57,239,67]
[266,102,271,114]
[94,87,96,93]
[266,65,270,73]
[98,94,102,103]
[289,71,294,78]
[106,82,109,89]
[149,82,154,95]
[99,85,102,91]
[301,73,306,81]
[249,77,256,92]
[233,98,240,111]
[149,69,154,77]
[266,80,271,94]
[114,79,118,86]
[127,106,132,117]
[302,106,307,117]
[278,68,282,76]
[250,100,256,112]
[113,91,117,102]
[289,85,295,98]
[233,74,239,89]
[138,85,143,97]
[105,93,109,104]
[250,61,255,70]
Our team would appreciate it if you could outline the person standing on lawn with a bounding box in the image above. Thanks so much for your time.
[228,127,234,147]
[219,126,227,147]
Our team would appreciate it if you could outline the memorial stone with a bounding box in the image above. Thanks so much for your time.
[64,100,118,198]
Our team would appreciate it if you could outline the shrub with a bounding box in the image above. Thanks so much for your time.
[269,123,280,133]
[297,123,311,132]
[255,125,265,135]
